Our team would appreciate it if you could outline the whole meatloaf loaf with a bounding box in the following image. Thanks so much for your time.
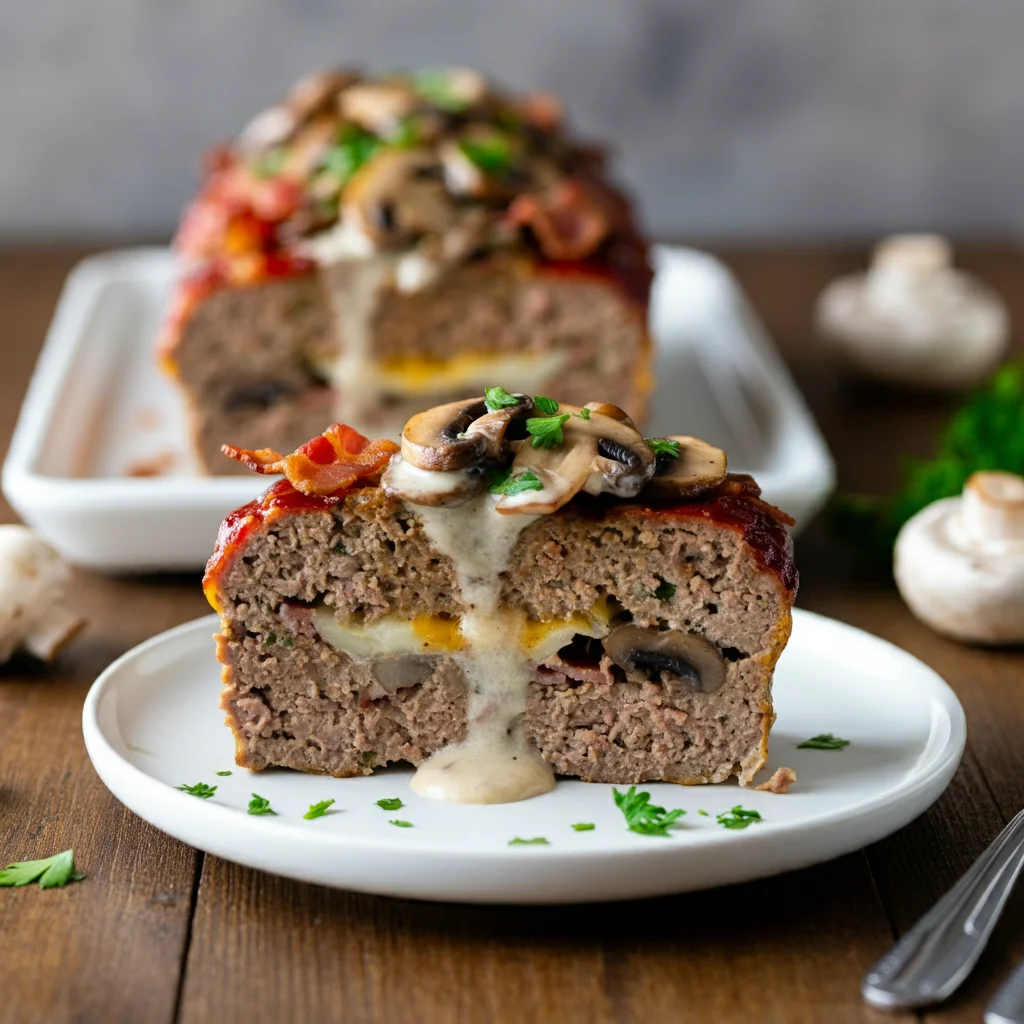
[161,67,654,473]
[203,391,798,804]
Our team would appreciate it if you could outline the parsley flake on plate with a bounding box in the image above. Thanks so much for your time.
[526,413,570,449]
[489,467,544,497]
[612,786,685,836]
[533,395,560,415]
[698,809,709,817]
[0,849,85,889]
[178,782,217,799]
[645,438,682,459]
[248,793,276,816]
[484,385,520,412]
[304,799,336,820]
[215,770,233,777]
[797,733,851,750]
[716,805,762,830]
[509,837,549,846]
[376,797,404,811]
[571,823,596,832]
[389,819,414,828]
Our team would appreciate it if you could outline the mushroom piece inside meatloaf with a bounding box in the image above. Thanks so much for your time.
[161,67,653,472]
[204,396,797,804]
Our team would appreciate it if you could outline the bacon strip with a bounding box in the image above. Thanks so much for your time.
[222,423,399,496]
[509,179,611,261]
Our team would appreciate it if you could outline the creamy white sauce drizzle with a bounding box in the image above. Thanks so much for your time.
[405,485,553,804]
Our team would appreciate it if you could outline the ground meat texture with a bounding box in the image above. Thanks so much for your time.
[172,256,648,473]
[212,489,794,786]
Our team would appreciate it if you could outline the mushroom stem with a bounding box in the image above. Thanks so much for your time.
[959,471,1024,545]
[22,602,86,662]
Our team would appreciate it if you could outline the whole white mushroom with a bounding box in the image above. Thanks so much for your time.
[0,525,86,663]
[816,234,1009,389]
[894,471,1024,644]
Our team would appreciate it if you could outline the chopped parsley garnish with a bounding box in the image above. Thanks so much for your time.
[388,116,420,148]
[645,438,682,459]
[612,786,685,836]
[304,799,336,820]
[280,635,294,649]
[509,837,549,846]
[178,782,217,799]
[412,69,470,112]
[526,413,571,449]
[489,468,544,497]
[484,385,520,412]
[571,823,596,832]
[331,544,347,555]
[653,580,676,601]
[247,793,276,816]
[797,733,851,750]
[321,125,380,184]
[361,751,376,764]
[698,809,709,817]
[716,805,762,830]
[533,395,560,415]
[0,849,85,889]
[389,819,413,828]
[575,407,591,420]
[251,146,288,179]
[376,797,404,811]
[459,134,513,174]
[215,771,233,777]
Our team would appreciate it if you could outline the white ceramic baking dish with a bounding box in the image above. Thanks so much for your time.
[2,245,834,571]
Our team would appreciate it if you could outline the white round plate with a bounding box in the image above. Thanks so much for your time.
[83,609,965,904]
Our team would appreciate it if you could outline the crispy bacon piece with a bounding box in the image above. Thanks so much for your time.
[509,179,611,261]
[222,423,399,496]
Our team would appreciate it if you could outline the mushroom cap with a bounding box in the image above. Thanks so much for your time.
[641,435,728,502]
[894,478,1024,644]
[603,625,727,694]
[815,234,1009,389]
[381,455,486,508]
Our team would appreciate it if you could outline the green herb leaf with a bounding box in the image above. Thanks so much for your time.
[376,797,404,811]
[526,413,571,449]
[533,395,560,415]
[489,468,544,497]
[263,632,277,647]
[459,134,513,174]
[331,544,347,555]
[412,69,470,112]
[361,751,376,764]
[698,809,709,817]
[571,822,596,832]
[321,125,380,184]
[645,438,682,459]
[575,407,591,420]
[178,782,217,799]
[304,799,336,820]
[612,786,686,837]
[797,733,851,750]
[280,635,294,649]
[0,849,85,888]
[716,805,762,830]
[248,793,276,816]
[653,580,676,601]
[509,836,549,846]
[484,385,520,412]
[832,362,1024,561]
[388,116,420,148]
[389,819,413,828]
[215,770,233,777]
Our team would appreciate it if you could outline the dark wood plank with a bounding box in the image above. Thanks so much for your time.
[0,247,203,1024]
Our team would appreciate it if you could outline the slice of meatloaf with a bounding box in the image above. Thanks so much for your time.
[161,67,653,472]
[204,396,797,802]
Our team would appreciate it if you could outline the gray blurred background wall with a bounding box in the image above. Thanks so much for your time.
[2,0,1022,241]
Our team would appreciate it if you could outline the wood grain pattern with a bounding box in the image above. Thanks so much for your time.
[0,245,1022,1023]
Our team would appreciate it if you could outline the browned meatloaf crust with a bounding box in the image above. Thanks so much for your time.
[176,257,650,473]
[207,486,795,785]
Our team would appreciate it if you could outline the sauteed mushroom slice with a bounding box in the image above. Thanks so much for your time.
[344,148,456,249]
[642,435,728,501]
[583,402,637,430]
[339,81,418,135]
[401,398,490,471]
[287,69,358,120]
[603,625,727,694]
[463,393,534,459]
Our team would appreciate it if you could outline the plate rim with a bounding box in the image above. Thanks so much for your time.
[82,608,966,869]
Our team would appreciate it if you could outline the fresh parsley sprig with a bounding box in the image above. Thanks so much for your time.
[509,836,549,846]
[571,823,596,832]
[0,849,85,889]
[716,805,762,830]
[304,799,336,820]
[178,782,217,799]
[533,395,560,415]
[484,385,520,412]
[798,734,850,750]
[526,413,571,449]
[459,134,513,174]
[376,797,404,811]
[645,438,682,459]
[612,786,685,836]
[489,467,544,496]
[215,770,233,777]
[389,819,414,828]
[248,794,276,816]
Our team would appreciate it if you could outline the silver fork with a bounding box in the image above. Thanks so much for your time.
[862,807,1024,1010]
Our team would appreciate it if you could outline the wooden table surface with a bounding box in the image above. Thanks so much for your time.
[1,246,1022,1024]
